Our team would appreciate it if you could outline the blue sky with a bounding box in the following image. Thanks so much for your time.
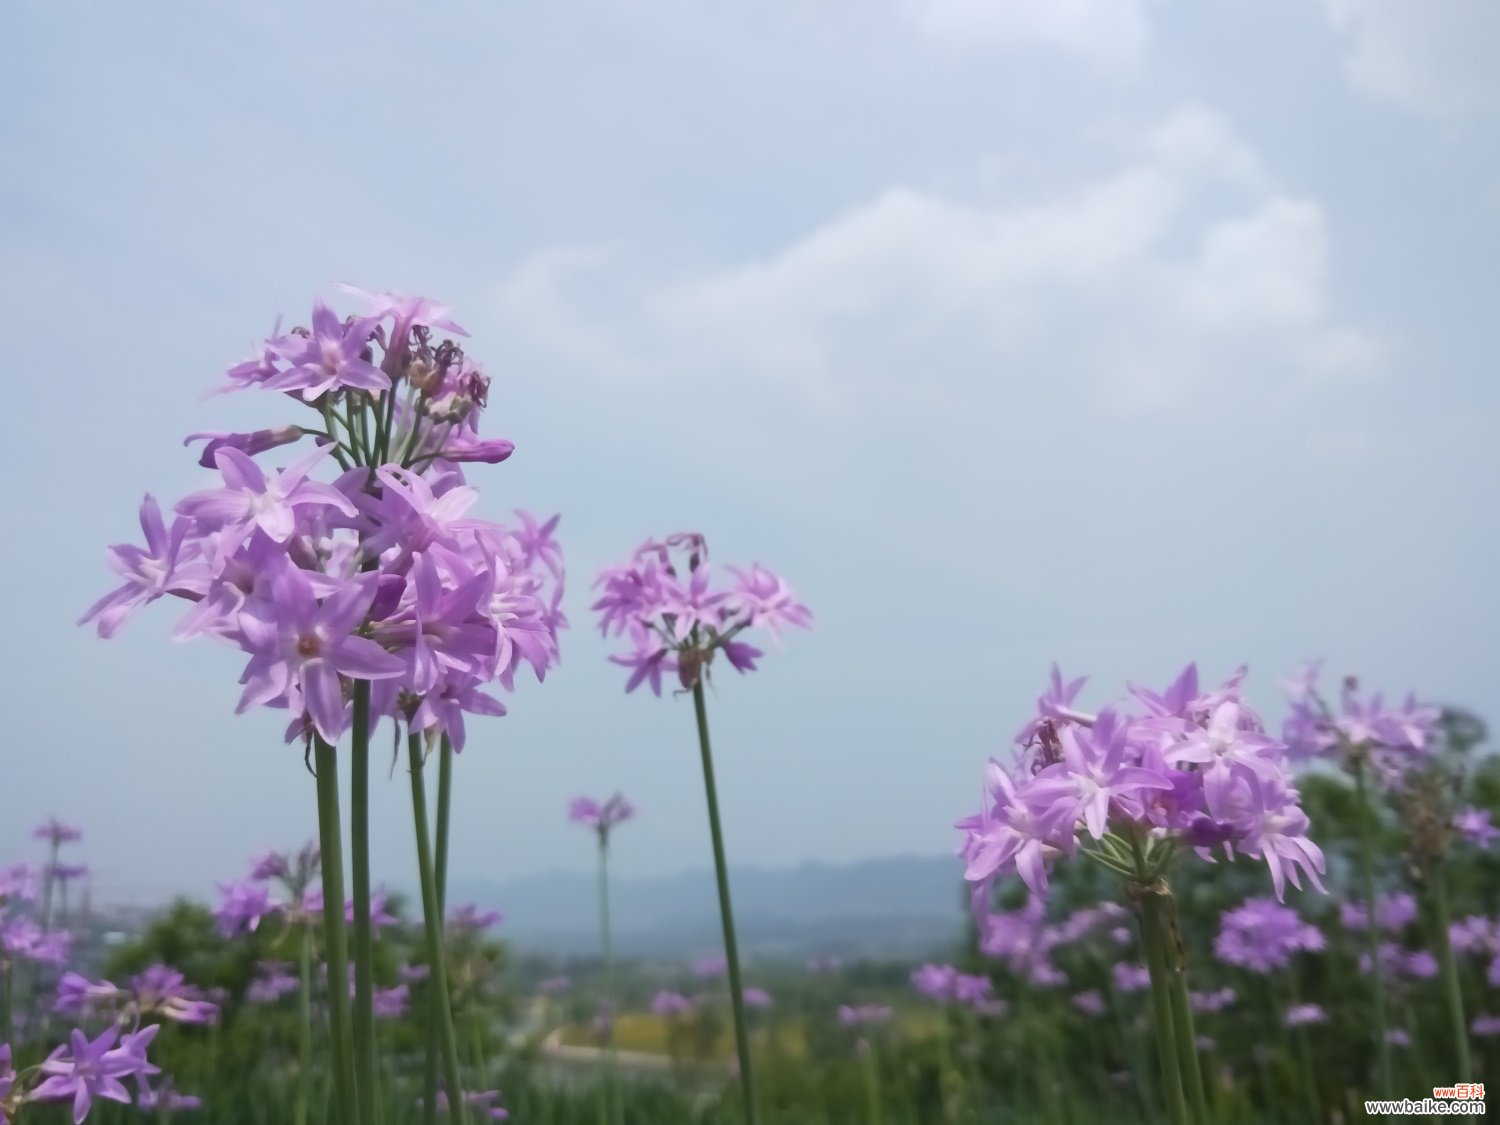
[2,0,1497,905]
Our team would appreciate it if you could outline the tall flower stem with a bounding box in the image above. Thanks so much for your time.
[1161,908,1209,1125]
[1130,839,1189,1125]
[597,835,621,1125]
[858,1039,883,1125]
[1284,969,1321,1125]
[349,681,377,1125]
[424,736,455,1125]
[689,679,758,1125]
[1353,758,1393,1098]
[297,924,314,1125]
[1430,861,1472,1078]
[314,737,357,1125]
[1,964,13,1048]
[408,734,467,1125]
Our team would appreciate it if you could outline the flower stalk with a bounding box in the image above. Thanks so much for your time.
[314,737,357,1125]
[408,734,467,1125]
[349,680,377,1125]
[1353,758,1393,1098]
[691,679,758,1125]
[1429,861,1472,1079]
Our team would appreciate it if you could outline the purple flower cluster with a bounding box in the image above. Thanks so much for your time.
[1339,892,1417,933]
[246,961,300,1005]
[1281,662,1440,780]
[652,990,696,1017]
[22,1025,161,1124]
[910,964,998,1013]
[593,533,810,694]
[837,1004,892,1026]
[960,664,1326,904]
[977,897,1124,987]
[569,794,635,835]
[56,966,218,1026]
[80,289,564,753]
[1215,897,1325,973]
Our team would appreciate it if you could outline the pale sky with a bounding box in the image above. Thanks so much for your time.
[3,0,1497,905]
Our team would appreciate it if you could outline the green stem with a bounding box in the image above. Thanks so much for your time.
[598,837,621,1125]
[349,681,377,1125]
[1,964,12,1048]
[1131,838,1189,1125]
[859,1039,883,1125]
[1431,862,1472,1078]
[1353,759,1394,1098]
[1162,908,1208,1125]
[408,734,468,1125]
[690,679,758,1125]
[297,924,313,1125]
[315,737,357,1125]
[1285,970,1321,1125]
[425,736,454,1125]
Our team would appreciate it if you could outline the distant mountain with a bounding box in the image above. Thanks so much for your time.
[448,855,967,960]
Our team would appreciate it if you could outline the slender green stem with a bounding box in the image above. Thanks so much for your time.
[314,738,356,1125]
[1285,969,1321,1125]
[1130,838,1189,1125]
[859,1039,883,1125]
[425,736,454,1125]
[349,681,377,1125]
[408,734,468,1125]
[1353,759,1394,1098]
[1431,862,1472,1078]
[1,964,13,1048]
[598,836,621,1125]
[297,924,313,1125]
[689,680,758,1125]
[1166,942,1208,1125]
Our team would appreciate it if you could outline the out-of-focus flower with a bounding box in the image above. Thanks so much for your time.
[1216,898,1324,973]
[652,991,694,1016]
[1283,1004,1327,1027]
[1073,990,1106,1016]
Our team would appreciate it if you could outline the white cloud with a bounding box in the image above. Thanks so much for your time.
[900,0,1151,66]
[1323,0,1500,114]
[496,105,1381,415]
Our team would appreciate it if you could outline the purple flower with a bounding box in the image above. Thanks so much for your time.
[132,965,219,1025]
[569,794,635,834]
[32,818,85,847]
[138,1079,203,1113]
[214,881,279,937]
[235,568,404,743]
[54,973,122,1018]
[77,495,200,639]
[176,445,355,552]
[1112,964,1151,994]
[1340,893,1417,933]
[1471,1014,1500,1037]
[1190,987,1236,1014]
[447,904,503,933]
[1216,898,1324,973]
[1283,1003,1326,1027]
[344,891,397,935]
[1073,990,1106,1016]
[837,1004,892,1026]
[1450,915,1495,956]
[1,919,73,967]
[693,955,727,980]
[248,851,289,882]
[594,536,808,692]
[536,976,571,994]
[246,962,299,1005]
[398,964,432,984]
[264,300,387,401]
[1385,1027,1412,1048]
[1016,664,1090,745]
[371,984,409,1020]
[652,991,694,1016]
[742,987,773,1009]
[32,1025,159,1125]
[184,426,309,469]
[1455,807,1500,849]
[1029,709,1174,839]
[0,864,36,903]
